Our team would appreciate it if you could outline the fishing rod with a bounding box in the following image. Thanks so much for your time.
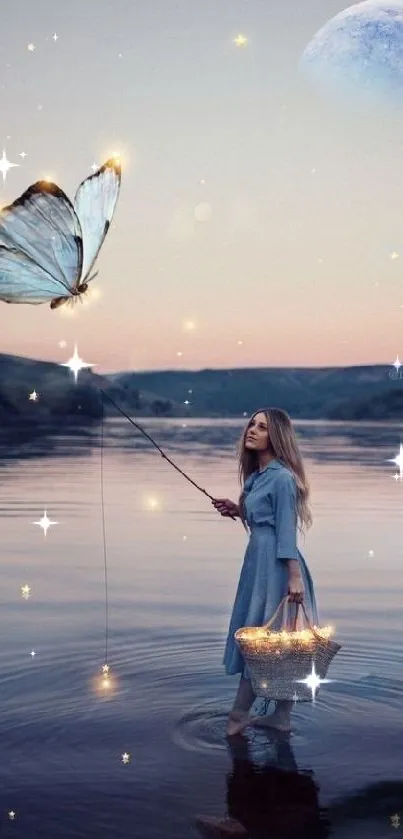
[81,369,248,532]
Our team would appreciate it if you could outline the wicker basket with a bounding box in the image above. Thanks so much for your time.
[234,595,342,701]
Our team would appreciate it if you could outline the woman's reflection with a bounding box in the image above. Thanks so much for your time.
[195,729,331,839]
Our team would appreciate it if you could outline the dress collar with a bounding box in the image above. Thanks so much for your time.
[244,459,283,491]
[257,459,282,475]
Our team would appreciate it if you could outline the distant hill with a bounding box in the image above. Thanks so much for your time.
[0,353,401,425]
[105,364,402,420]
[0,353,185,426]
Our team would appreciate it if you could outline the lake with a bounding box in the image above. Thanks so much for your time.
[0,417,402,838]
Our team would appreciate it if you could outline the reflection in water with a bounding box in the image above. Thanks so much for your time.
[0,415,402,467]
[195,731,403,839]
[195,731,331,839]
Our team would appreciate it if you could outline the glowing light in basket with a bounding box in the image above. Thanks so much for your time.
[236,625,334,649]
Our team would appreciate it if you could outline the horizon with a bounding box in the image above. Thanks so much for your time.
[0,349,394,376]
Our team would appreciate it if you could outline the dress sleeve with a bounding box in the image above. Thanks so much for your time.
[274,474,300,562]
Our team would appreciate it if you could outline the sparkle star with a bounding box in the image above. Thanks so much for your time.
[33,510,58,537]
[390,252,400,260]
[233,34,248,47]
[121,753,131,764]
[29,390,39,401]
[102,664,110,675]
[391,814,401,829]
[392,355,402,373]
[61,345,95,383]
[27,43,35,51]
[19,151,27,159]
[8,811,16,820]
[0,149,19,182]
[53,33,59,41]
[388,444,403,481]
[91,162,98,173]
[295,661,333,702]
[21,584,31,599]
[31,650,36,657]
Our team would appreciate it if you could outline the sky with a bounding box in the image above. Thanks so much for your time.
[0,0,403,373]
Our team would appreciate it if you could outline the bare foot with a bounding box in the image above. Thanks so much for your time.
[226,711,250,736]
[250,711,291,732]
[194,815,248,838]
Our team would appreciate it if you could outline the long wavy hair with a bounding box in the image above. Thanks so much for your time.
[237,407,312,539]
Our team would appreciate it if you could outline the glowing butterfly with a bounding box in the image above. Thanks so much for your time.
[0,158,121,309]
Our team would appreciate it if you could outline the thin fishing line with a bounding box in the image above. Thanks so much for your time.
[100,391,110,665]
[96,384,247,675]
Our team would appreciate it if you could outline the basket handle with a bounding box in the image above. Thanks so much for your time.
[263,594,321,635]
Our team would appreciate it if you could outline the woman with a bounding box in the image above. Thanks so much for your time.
[212,407,319,737]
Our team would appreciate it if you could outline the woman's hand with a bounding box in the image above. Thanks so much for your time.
[211,498,239,518]
[287,572,305,603]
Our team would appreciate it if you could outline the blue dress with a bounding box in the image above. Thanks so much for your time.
[223,459,319,679]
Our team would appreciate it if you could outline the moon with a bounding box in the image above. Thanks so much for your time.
[299,1,403,103]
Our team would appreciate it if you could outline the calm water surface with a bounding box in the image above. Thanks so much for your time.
[0,418,402,838]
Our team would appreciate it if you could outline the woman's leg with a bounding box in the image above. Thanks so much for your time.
[227,676,256,735]
[251,698,293,731]
[274,699,293,720]
[232,676,256,714]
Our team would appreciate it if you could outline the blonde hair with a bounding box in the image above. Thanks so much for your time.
[237,407,312,539]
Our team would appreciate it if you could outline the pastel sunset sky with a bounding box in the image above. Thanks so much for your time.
[0,0,402,373]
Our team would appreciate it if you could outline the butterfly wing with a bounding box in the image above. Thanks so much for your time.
[0,181,83,304]
[0,247,66,304]
[73,158,121,285]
